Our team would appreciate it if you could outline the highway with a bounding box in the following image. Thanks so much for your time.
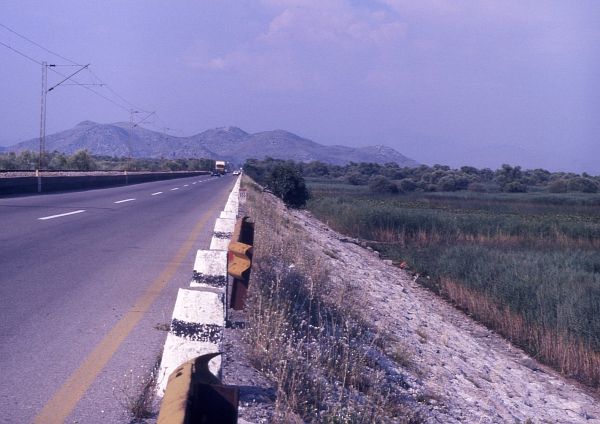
[0,174,235,423]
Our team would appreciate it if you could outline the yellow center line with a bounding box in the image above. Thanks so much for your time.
[34,188,230,423]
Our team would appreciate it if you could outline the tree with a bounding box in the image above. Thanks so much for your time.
[567,177,598,193]
[437,175,459,192]
[67,150,97,171]
[398,178,417,192]
[267,163,310,208]
[48,152,68,170]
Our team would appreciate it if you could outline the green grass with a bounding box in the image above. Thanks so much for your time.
[306,181,600,387]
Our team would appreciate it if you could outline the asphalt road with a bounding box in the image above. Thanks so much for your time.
[0,174,235,423]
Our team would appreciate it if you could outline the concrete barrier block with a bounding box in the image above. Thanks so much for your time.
[156,289,225,396]
[214,217,235,234]
[210,236,230,251]
[224,201,239,214]
[191,250,228,291]
[220,211,237,220]
[211,218,235,250]
[157,334,222,397]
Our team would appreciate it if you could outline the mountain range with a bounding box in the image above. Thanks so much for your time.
[4,121,418,167]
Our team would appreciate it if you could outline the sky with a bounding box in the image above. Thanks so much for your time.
[1,1,598,173]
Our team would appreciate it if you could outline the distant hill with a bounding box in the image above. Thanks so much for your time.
[5,121,419,167]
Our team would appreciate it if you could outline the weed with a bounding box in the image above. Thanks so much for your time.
[113,356,161,423]
[415,327,428,343]
[323,249,339,260]
[153,323,170,332]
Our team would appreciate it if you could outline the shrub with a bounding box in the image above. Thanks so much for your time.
[437,175,460,192]
[548,179,568,193]
[267,163,310,208]
[503,181,527,193]
[398,178,417,192]
[67,150,97,171]
[345,172,369,186]
[468,182,487,193]
[568,177,598,193]
[368,175,398,194]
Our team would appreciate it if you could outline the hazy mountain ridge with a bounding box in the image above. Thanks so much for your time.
[6,121,418,167]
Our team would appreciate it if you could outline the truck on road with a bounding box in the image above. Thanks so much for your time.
[213,160,226,176]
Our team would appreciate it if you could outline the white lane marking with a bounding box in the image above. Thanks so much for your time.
[184,184,189,187]
[192,182,197,185]
[114,198,136,204]
[38,210,86,221]
[170,188,179,191]
[151,191,163,196]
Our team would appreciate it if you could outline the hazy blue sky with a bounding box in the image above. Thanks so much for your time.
[1,1,598,172]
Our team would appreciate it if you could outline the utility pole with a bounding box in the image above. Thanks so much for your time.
[128,109,139,168]
[38,63,90,170]
[38,62,53,169]
[126,110,154,168]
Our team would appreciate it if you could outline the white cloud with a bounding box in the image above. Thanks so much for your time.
[181,0,410,94]
[260,0,407,47]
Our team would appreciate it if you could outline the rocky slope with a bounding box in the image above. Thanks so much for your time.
[225,189,600,423]
[5,121,418,167]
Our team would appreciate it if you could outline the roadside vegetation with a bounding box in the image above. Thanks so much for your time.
[244,158,309,207]
[245,158,600,390]
[297,160,599,194]
[242,178,425,423]
[0,149,214,172]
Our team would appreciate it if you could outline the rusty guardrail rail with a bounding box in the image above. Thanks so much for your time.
[228,216,254,310]
[157,352,239,424]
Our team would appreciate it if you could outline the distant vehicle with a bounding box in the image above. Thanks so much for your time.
[211,171,221,177]
[214,160,226,175]
[232,170,241,175]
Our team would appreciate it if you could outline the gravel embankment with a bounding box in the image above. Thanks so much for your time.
[287,206,600,423]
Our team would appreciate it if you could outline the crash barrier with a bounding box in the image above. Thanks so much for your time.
[158,176,251,420]
[156,288,225,396]
[157,352,239,424]
[228,217,254,310]
[0,171,209,196]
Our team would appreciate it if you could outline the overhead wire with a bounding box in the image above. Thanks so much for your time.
[0,40,42,65]
[0,22,80,65]
[0,22,166,127]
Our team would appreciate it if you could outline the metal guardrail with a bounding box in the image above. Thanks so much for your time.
[157,352,238,424]
[158,181,249,422]
[228,217,254,310]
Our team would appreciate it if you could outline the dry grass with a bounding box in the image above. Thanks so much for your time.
[242,181,425,423]
[441,278,600,387]
[113,356,161,423]
[372,227,600,250]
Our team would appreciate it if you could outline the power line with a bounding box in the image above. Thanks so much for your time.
[1,23,145,114]
[0,40,42,65]
[49,67,133,113]
[88,69,148,113]
[1,24,181,135]
[0,39,131,112]
[0,22,80,65]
